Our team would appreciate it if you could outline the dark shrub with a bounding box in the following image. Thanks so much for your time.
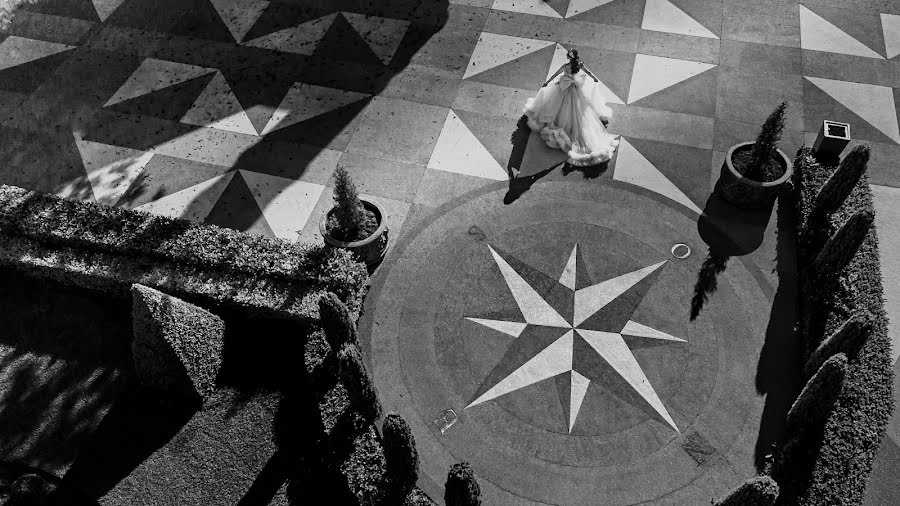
[784,354,847,436]
[131,284,225,401]
[382,413,419,503]
[781,147,894,504]
[803,312,871,378]
[714,476,779,506]
[5,474,48,506]
[319,292,359,351]
[812,144,870,216]
[810,210,874,282]
[444,462,481,506]
[745,102,787,182]
[403,488,437,506]
[337,343,382,423]
[329,166,372,242]
[339,425,386,506]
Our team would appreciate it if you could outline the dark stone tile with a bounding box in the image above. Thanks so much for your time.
[801,3,885,55]
[802,50,900,89]
[624,136,713,209]
[672,0,725,37]
[637,30,720,65]
[719,39,802,76]
[713,119,805,157]
[722,0,800,47]
[332,152,426,202]
[467,44,555,91]
[345,97,448,166]
[631,65,719,118]
[568,0,646,29]
[117,154,233,208]
[716,66,804,130]
[802,78,899,145]
[452,81,533,119]
[5,10,96,45]
[381,63,463,108]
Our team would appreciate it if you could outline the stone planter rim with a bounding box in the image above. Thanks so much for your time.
[319,198,387,249]
[725,141,793,189]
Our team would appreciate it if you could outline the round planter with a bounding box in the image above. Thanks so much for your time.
[320,198,389,268]
[715,142,793,209]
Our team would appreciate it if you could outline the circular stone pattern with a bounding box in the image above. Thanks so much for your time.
[364,180,771,505]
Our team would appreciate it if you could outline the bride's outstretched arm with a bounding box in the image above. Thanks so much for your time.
[581,64,599,82]
[542,65,565,87]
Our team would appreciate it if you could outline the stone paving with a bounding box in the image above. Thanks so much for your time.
[0,0,899,504]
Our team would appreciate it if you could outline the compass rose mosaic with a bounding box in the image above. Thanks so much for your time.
[361,180,773,504]
[465,244,685,433]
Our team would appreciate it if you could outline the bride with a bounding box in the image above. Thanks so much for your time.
[523,49,620,167]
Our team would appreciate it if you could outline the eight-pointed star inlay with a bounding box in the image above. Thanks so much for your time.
[464,244,686,433]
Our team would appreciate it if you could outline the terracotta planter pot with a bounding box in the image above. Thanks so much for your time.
[320,199,389,268]
[715,142,793,209]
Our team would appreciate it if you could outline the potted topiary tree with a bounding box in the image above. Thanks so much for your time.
[319,165,389,267]
[715,102,794,208]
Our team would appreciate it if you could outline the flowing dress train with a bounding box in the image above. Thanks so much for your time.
[523,67,620,166]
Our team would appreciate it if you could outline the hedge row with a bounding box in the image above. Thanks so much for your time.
[785,148,894,504]
[0,185,368,321]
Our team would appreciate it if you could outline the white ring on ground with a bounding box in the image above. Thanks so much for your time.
[671,243,691,259]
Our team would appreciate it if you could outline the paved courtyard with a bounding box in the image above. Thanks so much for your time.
[1,0,898,504]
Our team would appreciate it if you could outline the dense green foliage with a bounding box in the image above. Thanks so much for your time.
[0,185,368,321]
[714,476,779,506]
[131,284,225,401]
[778,147,894,504]
[383,413,420,503]
[810,210,874,281]
[803,312,871,378]
[445,462,481,506]
[338,343,382,424]
[330,166,369,241]
[784,354,847,436]
[746,102,788,181]
[320,292,359,351]
[812,144,871,216]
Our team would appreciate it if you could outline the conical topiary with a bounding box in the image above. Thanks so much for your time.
[810,210,875,281]
[785,353,848,436]
[803,312,871,378]
[444,462,481,506]
[382,413,420,503]
[331,165,368,241]
[319,291,358,351]
[746,102,788,182]
[812,144,871,216]
[713,475,779,506]
[337,342,382,423]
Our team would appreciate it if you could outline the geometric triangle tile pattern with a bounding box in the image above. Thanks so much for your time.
[641,0,718,39]
[546,43,572,82]
[209,0,269,43]
[464,32,556,80]
[135,171,235,222]
[613,138,703,214]
[627,54,716,104]
[566,0,617,19]
[0,36,76,72]
[91,0,127,22]
[104,58,217,107]
[799,5,884,59]
[239,169,325,242]
[180,72,258,136]
[341,13,410,65]
[261,83,370,135]
[428,110,509,181]
[242,13,337,55]
[882,13,900,59]
[805,76,900,144]
[490,0,563,19]
[75,139,154,205]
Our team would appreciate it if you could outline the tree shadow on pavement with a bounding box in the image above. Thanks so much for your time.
[752,193,803,472]
[691,192,773,320]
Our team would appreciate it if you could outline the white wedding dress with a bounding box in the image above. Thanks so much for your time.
[523,66,620,166]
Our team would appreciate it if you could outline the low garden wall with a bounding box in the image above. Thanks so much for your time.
[782,148,894,504]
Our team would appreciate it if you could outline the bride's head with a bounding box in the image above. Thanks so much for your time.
[566,49,581,73]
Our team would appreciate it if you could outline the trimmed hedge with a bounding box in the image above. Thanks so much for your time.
[382,413,419,503]
[338,343,382,424]
[782,147,894,504]
[320,292,360,351]
[131,284,225,401]
[445,462,481,506]
[714,476,779,506]
[0,185,368,321]
[784,354,847,437]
